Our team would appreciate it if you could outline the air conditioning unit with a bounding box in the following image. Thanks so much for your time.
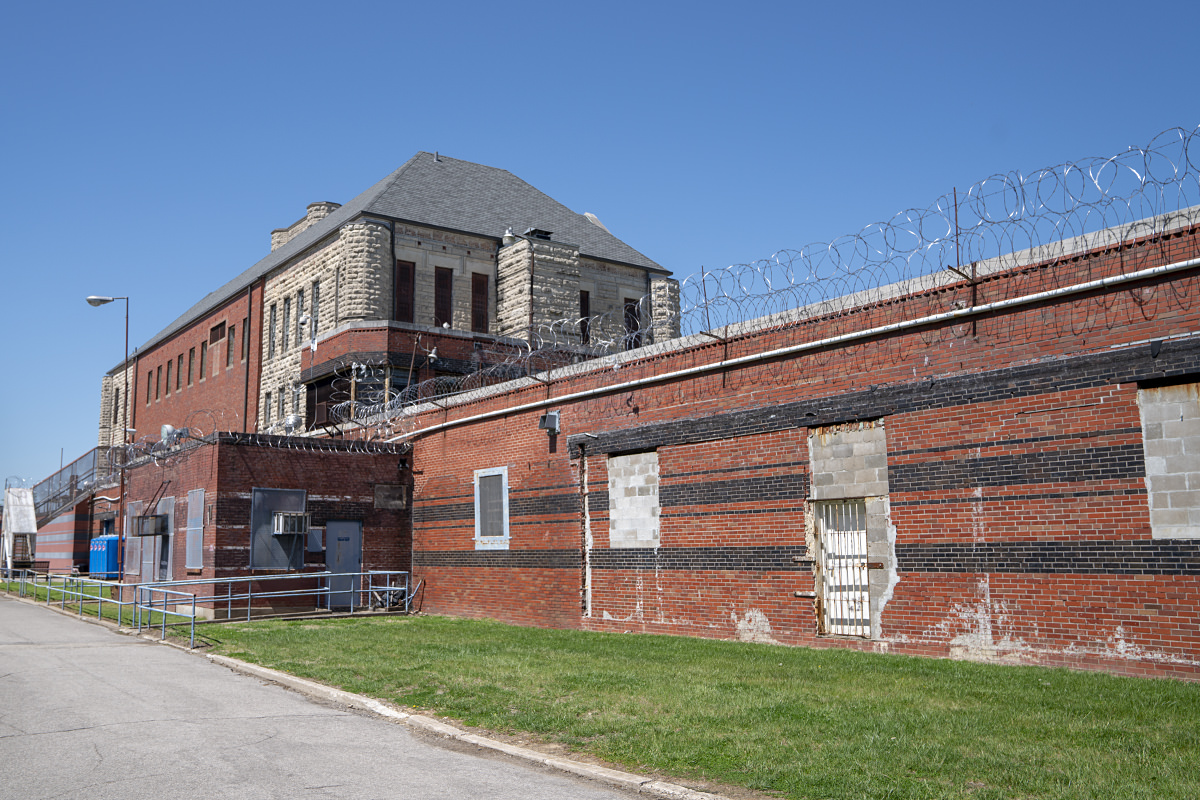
[272,512,310,536]
[133,514,169,536]
[313,402,330,425]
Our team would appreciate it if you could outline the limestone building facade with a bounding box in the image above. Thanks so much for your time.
[97,152,678,447]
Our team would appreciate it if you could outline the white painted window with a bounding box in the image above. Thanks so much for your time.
[607,451,660,548]
[1139,382,1200,538]
[474,466,510,550]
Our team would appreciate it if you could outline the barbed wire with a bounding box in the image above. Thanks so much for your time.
[98,124,1200,458]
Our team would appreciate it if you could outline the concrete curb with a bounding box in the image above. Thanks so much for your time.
[206,654,725,800]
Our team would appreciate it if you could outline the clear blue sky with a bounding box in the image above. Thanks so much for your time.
[2,0,1197,486]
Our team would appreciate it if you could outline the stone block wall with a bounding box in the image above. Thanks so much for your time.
[1139,381,1200,538]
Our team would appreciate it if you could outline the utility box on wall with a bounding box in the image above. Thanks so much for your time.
[89,535,120,579]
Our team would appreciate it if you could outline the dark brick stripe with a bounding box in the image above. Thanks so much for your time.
[889,427,1142,458]
[587,490,609,513]
[665,460,808,480]
[414,501,472,523]
[661,473,808,507]
[568,337,1200,457]
[414,549,580,569]
[511,494,579,517]
[890,488,1145,507]
[416,493,579,523]
[591,545,808,572]
[890,443,1145,493]
[897,540,1200,575]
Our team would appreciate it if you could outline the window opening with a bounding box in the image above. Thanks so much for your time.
[200,341,208,381]
[395,260,415,323]
[209,321,225,344]
[471,273,488,333]
[310,283,319,335]
[474,466,510,549]
[623,298,642,350]
[295,289,304,347]
[580,290,591,344]
[282,298,291,353]
[434,267,453,328]
[268,303,277,359]
[176,355,183,391]
[188,347,195,385]
[165,361,172,396]
[227,325,235,368]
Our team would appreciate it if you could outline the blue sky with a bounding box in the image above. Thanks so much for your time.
[2,0,1197,485]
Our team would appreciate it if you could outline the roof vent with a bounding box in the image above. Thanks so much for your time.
[523,228,552,241]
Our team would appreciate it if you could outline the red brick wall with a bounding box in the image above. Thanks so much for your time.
[131,283,262,440]
[406,224,1200,679]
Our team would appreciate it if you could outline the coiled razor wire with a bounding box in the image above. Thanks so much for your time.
[98,125,1200,465]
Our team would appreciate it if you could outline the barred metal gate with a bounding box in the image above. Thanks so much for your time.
[815,499,869,637]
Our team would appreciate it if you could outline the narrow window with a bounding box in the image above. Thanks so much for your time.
[268,304,277,359]
[278,387,285,420]
[199,341,207,380]
[623,298,642,350]
[264,392,272,425]
[188,348,195,386]
[471,273,488,334]
[282,298,291,353]
[112,388,120,425]
[579,290,591,344]
[176,355,183,390]
[155,365,161,400]
[394,260,415,323]
[310,282,320,335]
[295,289,304,347]
[241,317,250,361]
[146,372,152,405]
[474,466,510,550]
[226,325,235,368]
[165,360,172,396]
[434,267,453,328]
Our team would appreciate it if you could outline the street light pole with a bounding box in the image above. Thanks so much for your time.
[87,296,130,582]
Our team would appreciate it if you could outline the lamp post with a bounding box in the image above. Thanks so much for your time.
[87,296,130,581]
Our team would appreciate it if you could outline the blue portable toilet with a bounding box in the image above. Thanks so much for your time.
[89,535,120,579]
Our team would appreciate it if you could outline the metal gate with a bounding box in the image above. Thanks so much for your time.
[815,499,869,637]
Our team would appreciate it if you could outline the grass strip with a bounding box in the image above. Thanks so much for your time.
[203,615,1200,800]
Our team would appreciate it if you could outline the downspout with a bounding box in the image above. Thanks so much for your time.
[390,254,1200,443]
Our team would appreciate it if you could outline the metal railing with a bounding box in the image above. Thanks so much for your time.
[2,568,420,650]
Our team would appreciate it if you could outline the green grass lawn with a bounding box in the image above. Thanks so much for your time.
[201,615,1200,800]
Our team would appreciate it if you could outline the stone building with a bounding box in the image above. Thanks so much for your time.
[96,152,678,450]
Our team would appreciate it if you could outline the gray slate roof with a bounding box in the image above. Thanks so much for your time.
[120,153,665,370]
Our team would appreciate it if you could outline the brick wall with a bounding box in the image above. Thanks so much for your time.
[405,221,1200,679]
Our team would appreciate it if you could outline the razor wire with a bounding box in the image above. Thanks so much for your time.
[101,124,1200,459]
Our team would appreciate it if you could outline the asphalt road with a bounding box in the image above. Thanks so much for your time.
[0,596,634,800]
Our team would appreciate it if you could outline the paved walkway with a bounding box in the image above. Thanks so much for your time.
[0,596,645,800]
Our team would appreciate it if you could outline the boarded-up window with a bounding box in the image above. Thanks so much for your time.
[474,466,509,550]
[434,267,453,328]
[124,501,144,577]
[471,273,488,333]
[186,488,204,569]
[608,451,660,548]
[395,260,415,323]
[1139,381,1200,538]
